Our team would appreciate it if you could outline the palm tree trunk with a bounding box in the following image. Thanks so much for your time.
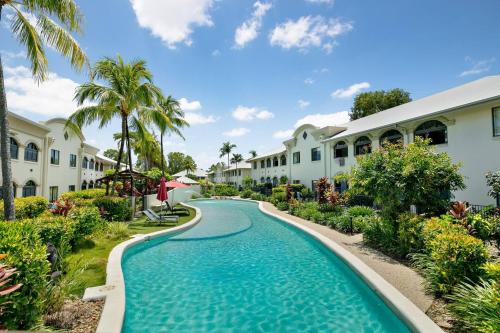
[236,161,238,189]
[160,131,165,177]
[125,118,134,196]
[111,115,126,195]
[0,53,15,221]
[227,154,230,183]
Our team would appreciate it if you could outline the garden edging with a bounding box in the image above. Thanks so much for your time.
[83,202,202,333]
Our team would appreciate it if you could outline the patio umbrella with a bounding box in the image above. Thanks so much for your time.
[156,177,168,212]
[164,180,188,210]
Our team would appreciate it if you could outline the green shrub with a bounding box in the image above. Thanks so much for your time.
[203,192,212,198]
[347,206,375,217]
[396,213,425,257]
[447,279,499,333]
[103,222,130,240]
[240,189,253,199]
[466,213,494,241]
[27,216,75,257]
[213,184,238,196]
[190,193,202,199]
[93,196,131,221]
[0,222,50,329]
[0,196,48,221]
[414,231,489,295]
[481,262,500,281]
[490,216,500,249]
[250,192,265,201]
[422,216,466,248]
[270,191,286,204]
[310,211,326,224]
[60,189,105,200]
[276,201,289,211]
[363,217,397,253]
[69,206,104,240]
[352,216,371,233]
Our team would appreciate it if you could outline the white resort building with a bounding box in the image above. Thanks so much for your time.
[247,76,500,206]
[0,112,116,201]
[173,168,207,180]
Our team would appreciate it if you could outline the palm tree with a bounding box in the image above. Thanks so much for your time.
[151,96,189,177]
[249,150,257,158]
[230,153,243,188]
[66,55,162,195]
[0,0,87,220]
[219,142,236,182]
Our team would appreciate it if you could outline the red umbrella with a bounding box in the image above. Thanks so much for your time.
[164,180,189,189]
[156,177,168,202]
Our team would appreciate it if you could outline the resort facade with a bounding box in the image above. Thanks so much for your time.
[0,112,116,201]
[247,76,500,206]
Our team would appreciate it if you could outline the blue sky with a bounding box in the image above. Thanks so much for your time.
[1,0,499,168]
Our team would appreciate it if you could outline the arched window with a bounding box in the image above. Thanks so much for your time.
[272,177,278,187]
[266,158,271,168]
[100,163,104,171]
[81,180,87,190]
[334,141,348,158]
[89,159,95,170]
[260,160,265,168]
[22,180,36,197]
[89,180,94,189]
[380,129,403,146]
[280,155,286,166]
[82,157,88,169]
[95,162,99,171]
[260,177,265,184]
[334,177,349,193]
[354,136,372,156]
[273,157,279,167]
[24,143,39,162]
[415,120,447,145]
[266,177,271,184]
[10,138,18,160]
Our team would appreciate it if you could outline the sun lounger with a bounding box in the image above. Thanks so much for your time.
[144,210,179,224]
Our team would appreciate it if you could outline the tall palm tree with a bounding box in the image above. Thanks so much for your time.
[66,55,162,195]
[219,141,236,182]
[230,153,243,187]
[113,127,162,171]
[0,0,87,220]
[151,96,189,177]
[249,150,257,158]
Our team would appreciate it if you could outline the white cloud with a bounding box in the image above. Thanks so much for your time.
[331,82,370,98]
[304,78,314,85]
[459,57,495,77]
[273,129,294,139]
[272,111,349,141]
[298,99,310,109]
[269,16,353,52]
[184,112,216,125]
[4,66,82,118]
[0,50,26,60]
[232,106,274,121]
[179,97,202,111]
[306,0,334,3]
[211,49,221,56]
[130,0,215,48]
[234,1,272,48]
[223,127,250,137]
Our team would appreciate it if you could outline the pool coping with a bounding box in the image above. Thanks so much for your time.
[84,202,202,333]
[251,199,443,333]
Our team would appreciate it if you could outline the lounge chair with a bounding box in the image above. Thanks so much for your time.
[164,201,189,215]
[144,210,179,224]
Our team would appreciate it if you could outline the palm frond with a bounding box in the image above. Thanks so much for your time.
[21,0,83,32]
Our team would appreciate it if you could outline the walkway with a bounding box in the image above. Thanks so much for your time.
[261,202,434,312]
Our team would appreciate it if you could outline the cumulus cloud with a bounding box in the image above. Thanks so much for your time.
[4,66,82,118]
[232,106,274,121]
[211,49,221,56]
[179,97,202,111]
[223,127,250,137]
[130,0,215,48]
[304,78,314,85]
[331,82,370,98]
[178,97,216,125]
[298,99,310,109]
[273,111,349,140]
[234,1,272,48]
[459,57,495,77]
[269,15,353,52]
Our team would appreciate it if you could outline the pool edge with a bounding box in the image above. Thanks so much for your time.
[90,202,203,333]
[252,199,442,333]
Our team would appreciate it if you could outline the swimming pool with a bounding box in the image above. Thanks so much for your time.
[122,200,411,332]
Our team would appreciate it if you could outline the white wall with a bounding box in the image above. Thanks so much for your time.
[250,153,288,186]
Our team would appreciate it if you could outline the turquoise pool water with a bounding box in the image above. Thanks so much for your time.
[122,200,410,332]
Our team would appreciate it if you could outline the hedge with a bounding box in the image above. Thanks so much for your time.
[60,189,105,200]
[93,196,131,221]
[69,206,104,239]
[27,216,75,257]
[0,222,50,329]
[0,196,48,221]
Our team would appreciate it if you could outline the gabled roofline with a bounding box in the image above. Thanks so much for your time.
[8,112,51,132]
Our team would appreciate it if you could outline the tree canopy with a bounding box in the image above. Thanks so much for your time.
[167,152,197,175]
[349,88,411,121]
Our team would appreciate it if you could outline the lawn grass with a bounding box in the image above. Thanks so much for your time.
[66,206,196,296]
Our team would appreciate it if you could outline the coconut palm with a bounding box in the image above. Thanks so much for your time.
[219,141,236,177]
[230,153,243,187]
[66,55,162,195]
[249,150,257,158]
[150,96,189,177]
[0,0,87,220]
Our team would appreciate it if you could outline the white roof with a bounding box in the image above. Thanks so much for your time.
[323,75,500,142]
[176,175,199,184]
[96,153,116,164]
[247,146,286,162]
[225,162,251,171]
[173,168,207,178]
